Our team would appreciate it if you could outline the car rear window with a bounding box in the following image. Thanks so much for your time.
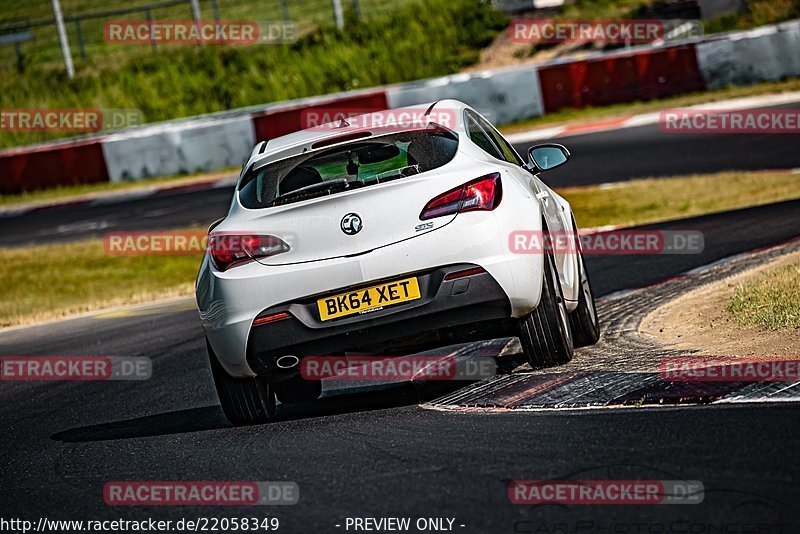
[238,129,458,209]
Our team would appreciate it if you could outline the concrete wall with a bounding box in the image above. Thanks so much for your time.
[386,66,544,125]
[0,139,108,195]
[252,92,388,142]
[697,21,800,89]
[537,45,706,112]
[101,115,255,182]
[101,91,388,182]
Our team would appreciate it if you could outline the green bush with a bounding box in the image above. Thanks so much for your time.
[0,0,507,149]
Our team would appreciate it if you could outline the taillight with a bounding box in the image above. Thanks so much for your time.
[253,311,291,326]
[420,173,502,220]
[443,266,486,281]
[208,233,290,271]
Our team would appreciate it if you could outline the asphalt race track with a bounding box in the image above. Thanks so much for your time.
[3,206,800,530]
[2,107,800,532]
[524,101,800,186]
[2,103,800,248]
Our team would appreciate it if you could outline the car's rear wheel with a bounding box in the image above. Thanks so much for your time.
[518,246,574,369]
[569,248,601,347]
[207,340,277,425]
[274,374,323,404]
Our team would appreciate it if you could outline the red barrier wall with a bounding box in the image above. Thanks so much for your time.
[252,91,389,142]
[0,139,109,195]
[538,45,706,113]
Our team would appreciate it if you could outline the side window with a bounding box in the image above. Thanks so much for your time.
[475,114,524,166]
[466,114,504,160]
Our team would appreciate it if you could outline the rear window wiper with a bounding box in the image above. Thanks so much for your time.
[270,178,349,206]
[370,165,420,184]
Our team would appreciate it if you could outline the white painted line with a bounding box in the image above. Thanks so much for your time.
[0,296,196,334]
[505,126,567,144]
[88,188,157,206]
[683,91,800,111]
[214,176,238,188]
[623,112,662,128]
[423,395,800,412]
[0,207,33,218]
[504,91,800,144]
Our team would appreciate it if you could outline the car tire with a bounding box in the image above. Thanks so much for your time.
[207,340,277,425]
[518,246,574,369]
[569,249,601,348]
[274,374,323,404]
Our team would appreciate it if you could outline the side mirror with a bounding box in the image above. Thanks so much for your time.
[528,143,570,172]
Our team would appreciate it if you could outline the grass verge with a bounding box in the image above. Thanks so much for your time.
[1,169,799,328]
[730,262,800,330]
[562,169,800,228]
[704,0,800,34]
[0,240,199,328]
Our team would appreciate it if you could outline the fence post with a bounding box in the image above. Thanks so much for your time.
[51,0,75,79]
[188,0,203,45]
[74,19,86,59]
[211,0,220,22]
[14,41,24,73]
[189,0,202,22]
[332,0,344,29]
[280,0,290,22]
[352,0,361,19]
[145,9,157,50]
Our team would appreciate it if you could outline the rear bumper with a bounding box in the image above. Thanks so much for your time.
[197,190,546,377]
[246,264,513,377]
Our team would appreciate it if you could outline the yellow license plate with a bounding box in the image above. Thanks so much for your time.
[317,277,421,321]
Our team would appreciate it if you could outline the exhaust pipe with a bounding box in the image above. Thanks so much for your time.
[276,355,300,369]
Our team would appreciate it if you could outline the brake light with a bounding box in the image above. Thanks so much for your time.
[420,173,502,220]
[208,233,290,271]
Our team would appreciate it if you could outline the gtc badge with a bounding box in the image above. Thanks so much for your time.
[341,213,363,235]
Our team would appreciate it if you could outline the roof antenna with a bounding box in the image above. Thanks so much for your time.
[336,114,351,128]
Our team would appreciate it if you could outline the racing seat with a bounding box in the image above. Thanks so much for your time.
[280,166,324,194]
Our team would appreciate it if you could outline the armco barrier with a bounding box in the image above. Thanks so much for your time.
[538,44,706,113]
[696,21,800,89]
[101,115,256,183]
[386,66,544,124]
[0,139,108,195]
[251,91,388,142]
